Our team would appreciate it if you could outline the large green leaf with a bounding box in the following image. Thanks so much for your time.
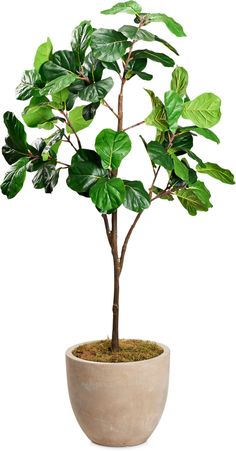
[164,90,183,133]
[39,73,77,96]
[123,180,150,212]
[82,102,100,120]
[52,50,77,73]
[66,106,93,134]
[145,90,168,131]
[171,154,189,182]
[1,157,28,199]
[154,35,179,56]
[71,21,93,65]
[145,13,186,37]
[22,96,55,128]
[171,66,188,97]
[171,132,193,152]
[90,177,125,212]
[84,52,104,82]
[147,141,173,170]
[16,70,42,101]
[67,150,107,193]
[40,59,74,81]
[119,25,155,41]
[91,29,131,63]
[196,162,235,185]
[102,61,121,74]
[78,77,114,102]
[95,128,131,169]
[182,93,222,128]
[177,181,212,216]
[179,126,220,144]
[34,38,53,73]
[3,112,28,153]
[101,1,142,15]
[131,49,175,67]
[33,163,59,193]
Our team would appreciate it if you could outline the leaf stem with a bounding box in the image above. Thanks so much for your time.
[60,110,82,150]
[103,100,119,119]
[123,120,145,132]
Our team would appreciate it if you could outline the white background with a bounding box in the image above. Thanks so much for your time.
[0,1,235,450]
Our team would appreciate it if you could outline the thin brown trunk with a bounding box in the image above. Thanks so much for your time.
[111,79,125,352]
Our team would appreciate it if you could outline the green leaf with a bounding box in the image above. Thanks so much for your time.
[177,181,212,216]
[66,106,93,134]
[39,73,77,96]
[119,25,155,41]
[152,186,174,201]
[180,126,220,144]
[82,102,100,120]
[135,71,153,80]
[182,93,222,128]
[131,49,175,67]
[33,163,59,193]
[95,129,132,169]
[101,1,142,15]
[147,141,173,170]
[185,149,205,168]
[34,38,53,72]
[171,154,189,182]
[22,96,55,128]
[40,60,74,81]
[52,50,77,73]
[67,149,108,193]
[44,129,64,156]
[1,157,28,199]
[102,61,121,74]
[154,35,179,56]
[171,132,193,152]
[84,52,104,82]
[16,70,42,101]
[91,29,131,63]
[171,66,188,97]
[3,111,28,155]
[123,180,150,212]
[71,21,93,65]
[164,90,183,133]
[145,13,186,37]
[196,162,235,185]
[145,90,168,131]
[90,177,125,212]
[78,77,114,103]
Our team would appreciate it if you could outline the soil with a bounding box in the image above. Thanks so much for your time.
[72,339,164,363]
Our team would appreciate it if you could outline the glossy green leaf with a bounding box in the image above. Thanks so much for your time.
[102,61,121,74]
[185,149,205,168]
[145,13,186,37]
[66,106,93,134]
[3,112,28,155]
[196,162,235,185]
[154,35,179,56]
[135,71,153,80]
[82,102,100,121]
[1,157,28,199]
[123,180,150,212]
[44,129,64,155]
[67,149,107,193]
[95,128,131,169]
[34,38,53,73]
[33,163,59,193]
[164,90,183,132]
[152,186,174,201]
[171,132,193,152]
[90,177,125,212]
[182,93,222,128]
[40,60,73,81]
[91,29,131,63]
[22,96,55,128]
[145,90,168,131]
[179,126,220,144]
[16,70,42,101]
[177,181,212,216]
[52,50,77,73]
[84,52,104,82]
[71,21,93,65]
[101,1,142,15]
[131,49,175,67]
[147,141,173,170]
[171,66,188,97]
[119,25,155,41]
[171,154,189,182]
[39,73,77,96]
[78,77,114,102]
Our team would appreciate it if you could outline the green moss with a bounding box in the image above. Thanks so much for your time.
[72,339,164,363]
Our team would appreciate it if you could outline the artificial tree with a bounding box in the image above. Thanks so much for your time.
[1,0,234,354]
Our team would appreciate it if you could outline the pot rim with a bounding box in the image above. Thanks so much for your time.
[66,340,170,366]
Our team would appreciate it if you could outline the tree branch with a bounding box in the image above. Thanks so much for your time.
[60,110,82,150]
[102,214,112,246]
[103,100,119,119]
[123,120,145,132]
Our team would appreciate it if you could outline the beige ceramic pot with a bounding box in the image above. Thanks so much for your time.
[66,342,170,447]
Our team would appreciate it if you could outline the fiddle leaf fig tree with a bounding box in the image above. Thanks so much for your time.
[1,1,234,352]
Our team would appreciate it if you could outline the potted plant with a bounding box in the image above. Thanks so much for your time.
[1,0,234,447]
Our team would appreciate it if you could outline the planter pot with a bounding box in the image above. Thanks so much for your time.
[66,342,170,447]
